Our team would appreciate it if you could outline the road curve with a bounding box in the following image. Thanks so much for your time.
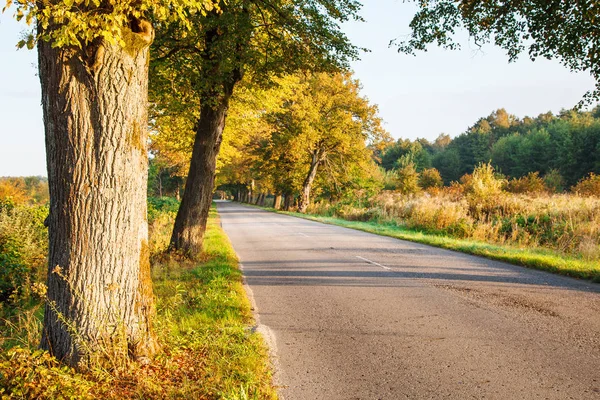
[216,201,600,400]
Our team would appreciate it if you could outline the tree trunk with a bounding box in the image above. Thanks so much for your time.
[39,25,158,366]
[274,194,282,210]
[283,193,293,211]
[258,193,266,206]
[169,100,229,256]
[158,173,163,197]
[298,155,321,213]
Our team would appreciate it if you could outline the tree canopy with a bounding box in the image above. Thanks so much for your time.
[214,71,384,210]
[150,0,364,106]
[5,0,218,48]
[398,0,600,103]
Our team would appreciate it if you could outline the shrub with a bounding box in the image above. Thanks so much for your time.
[0,239,29,303]
[418,168,443,189]
[148,196,180,223]
[402,195,472,236]
[395,162,420,195]
[0,203,48,305]
[147,197,180,257]
[462,163,506,218]
[543,169,565,193]
[506,172,547,194]
[308,179,600,261]
[382,169,398,190]
[0,347,93,399]
[572,173,600,196]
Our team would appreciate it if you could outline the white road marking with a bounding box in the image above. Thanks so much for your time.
[356,255,392,270]
[297,232,310,237]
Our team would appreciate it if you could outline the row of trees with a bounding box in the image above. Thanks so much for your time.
[5,0,600,369]
[378,107,600,189]
[151,71,385,211]
[8,0,364,366]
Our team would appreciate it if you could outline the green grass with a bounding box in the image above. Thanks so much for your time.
[255,205,600,283]
[149,207,277,399]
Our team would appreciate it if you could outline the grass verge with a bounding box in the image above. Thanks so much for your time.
[254,204,600,283]
[146,207,277,399]
[0,207,277,399]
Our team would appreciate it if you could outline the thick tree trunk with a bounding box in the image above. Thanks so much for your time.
[298,156,321,213]
[39,26,158,366]
[274,194,282,210]
[169,100,228,256]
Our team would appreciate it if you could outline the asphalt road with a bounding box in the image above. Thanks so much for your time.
[216,201,600,400]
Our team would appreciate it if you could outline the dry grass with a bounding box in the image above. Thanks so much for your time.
[308,190,600,262]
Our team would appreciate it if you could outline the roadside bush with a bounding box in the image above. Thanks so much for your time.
[403,195,473,236]
[572,173,600,197]
[0,347,93,399]
[396,162,420,195]
[148,197,180,257]
[506,172,547,194]
[382,169,398,190]
[148,196,180,223]
[0,202,48,305]
[335,204,379,222]
[462,163,506,218]
[418,168,443,189]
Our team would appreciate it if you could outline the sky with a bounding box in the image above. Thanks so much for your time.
[0,1,596,177]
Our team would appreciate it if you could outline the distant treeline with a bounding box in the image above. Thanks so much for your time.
[0,176,49,205]
[375,107,600,189]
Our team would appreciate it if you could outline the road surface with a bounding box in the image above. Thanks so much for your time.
[216,201,600,400]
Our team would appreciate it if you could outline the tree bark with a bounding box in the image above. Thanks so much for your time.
[274,194,282,210]
[298,153,321,213]
[283,193,293,211]
[39,24,158,366]
[170,99,231,256]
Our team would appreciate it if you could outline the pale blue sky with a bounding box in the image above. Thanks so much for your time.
[0,1,596,176]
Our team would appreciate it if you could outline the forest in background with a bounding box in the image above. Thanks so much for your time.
[378,107,600,189]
